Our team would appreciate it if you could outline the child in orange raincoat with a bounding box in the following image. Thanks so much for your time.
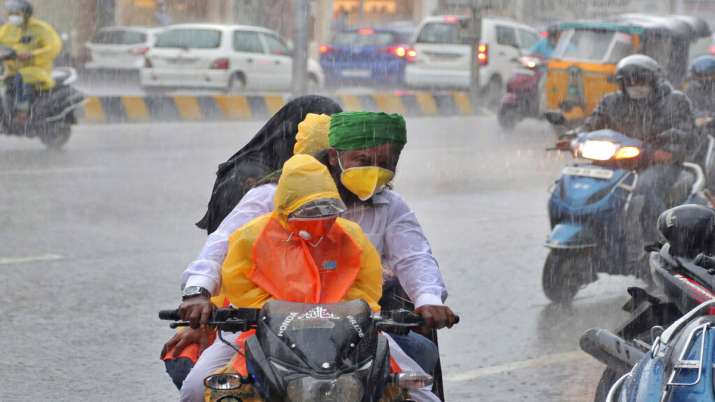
[179,153,382,402]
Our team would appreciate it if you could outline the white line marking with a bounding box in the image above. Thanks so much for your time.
[0,254,64,265]
[0,167,103,176]
[444,351,586,382]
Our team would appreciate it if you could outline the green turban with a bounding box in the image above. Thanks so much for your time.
[329,112,407,151]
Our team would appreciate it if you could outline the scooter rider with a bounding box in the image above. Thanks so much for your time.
[0,0,61,120]
[574,54,696,245]
[686,55,715,113]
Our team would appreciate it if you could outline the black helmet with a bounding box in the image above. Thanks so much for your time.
[690,55,715,82]
[615,54,661,88]
[5,0,32,16]
[657,204,715,259]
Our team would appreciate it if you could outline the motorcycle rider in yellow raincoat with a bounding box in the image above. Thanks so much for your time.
[0,0,61,119]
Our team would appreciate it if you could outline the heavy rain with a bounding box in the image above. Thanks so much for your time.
[3,0,715,401]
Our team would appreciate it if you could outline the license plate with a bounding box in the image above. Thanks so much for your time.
[562,166,614,180]
[342,69,370,78]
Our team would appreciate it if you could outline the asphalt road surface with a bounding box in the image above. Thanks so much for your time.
[0,116,644,401]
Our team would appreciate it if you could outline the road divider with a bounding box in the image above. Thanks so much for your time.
[80,92,483,124]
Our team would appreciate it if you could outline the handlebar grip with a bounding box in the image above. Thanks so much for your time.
[695,254,715,271]
[159,309,181,321]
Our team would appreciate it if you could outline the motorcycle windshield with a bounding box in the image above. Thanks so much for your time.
[255,300,377,374]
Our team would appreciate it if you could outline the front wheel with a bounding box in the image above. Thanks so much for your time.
[593,367,627,402]
[40,123,71,149]
[542,250,595,303]
[497,105,520,132]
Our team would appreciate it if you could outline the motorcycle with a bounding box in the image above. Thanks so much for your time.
[0,45,84,149]
[160,300,456,402]
[497,55,545,131]
[542,125,710,303]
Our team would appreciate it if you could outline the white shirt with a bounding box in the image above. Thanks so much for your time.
[182,183,447,308]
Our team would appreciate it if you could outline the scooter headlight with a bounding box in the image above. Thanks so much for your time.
[578,140,619,161]
[614,146,641,160]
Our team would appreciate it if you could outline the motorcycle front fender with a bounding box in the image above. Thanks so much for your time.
[501,92,519,105]
[546,223,596,249]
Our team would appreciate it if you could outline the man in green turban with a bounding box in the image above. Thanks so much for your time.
[173,112,456,400]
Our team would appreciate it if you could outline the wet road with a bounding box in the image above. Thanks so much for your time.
[0,116,644,401]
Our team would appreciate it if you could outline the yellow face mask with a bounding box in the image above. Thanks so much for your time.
[339,164,395,201]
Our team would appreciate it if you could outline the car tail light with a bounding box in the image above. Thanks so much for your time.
[385,45,406,57]
[130,47,150,56]
[358,27,375,35]
[144,57,152,68]
[443,15,460,24]
[710,44,715,55]
[406,48,417,63]
[319,44,334,55]
[211,58,230,70]
[384,44,416,62]
[477,43,488,66]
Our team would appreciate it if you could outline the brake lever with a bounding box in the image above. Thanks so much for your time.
[168,319,252,332]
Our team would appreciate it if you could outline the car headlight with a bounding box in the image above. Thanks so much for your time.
[285,374,363,402]
[204,373,244,391]
[578,140,619,161]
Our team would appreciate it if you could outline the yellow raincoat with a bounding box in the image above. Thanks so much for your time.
[220,154,382,312]
[0,17,61,90]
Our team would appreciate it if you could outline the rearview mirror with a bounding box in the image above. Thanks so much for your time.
[543,112,566,126]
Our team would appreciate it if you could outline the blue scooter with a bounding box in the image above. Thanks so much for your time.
[543,127,708,303]
[604,299,715,402]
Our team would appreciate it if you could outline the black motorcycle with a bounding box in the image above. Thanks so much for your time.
[0,45,84,149]
[160,300,455,402]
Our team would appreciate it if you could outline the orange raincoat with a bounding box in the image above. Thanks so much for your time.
[220,154,382,311]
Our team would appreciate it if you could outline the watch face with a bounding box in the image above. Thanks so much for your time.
[183,286,201,296]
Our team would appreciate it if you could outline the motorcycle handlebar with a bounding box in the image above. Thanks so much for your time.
[159,308,459,332]
[158,309,181,321]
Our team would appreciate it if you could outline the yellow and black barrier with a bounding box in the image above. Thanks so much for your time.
[80,92,482,124]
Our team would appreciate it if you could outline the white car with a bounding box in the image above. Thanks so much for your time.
[141,24,324,92]
[85,26,162,71]
[405,16,540,105]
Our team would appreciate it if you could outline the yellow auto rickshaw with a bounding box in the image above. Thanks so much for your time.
[544,14,711,130]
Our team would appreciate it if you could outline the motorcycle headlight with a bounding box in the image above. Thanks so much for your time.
[518,56,540,69]
[578,140,619,161]
[204,373,244,391]
[285,374,363,402]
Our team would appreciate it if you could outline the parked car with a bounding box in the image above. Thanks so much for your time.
[85,26,161,71]
[405,15,540,107]
[140,24,324,92]
[320,22,416,86]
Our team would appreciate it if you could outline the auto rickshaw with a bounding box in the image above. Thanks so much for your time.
[544,14,711,131]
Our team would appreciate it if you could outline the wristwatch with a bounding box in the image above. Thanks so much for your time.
[182,286,210,300]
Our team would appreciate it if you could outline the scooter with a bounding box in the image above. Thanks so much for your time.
[542,122,710,303]
[580,205,715,401]
[160,301,458,402]
[0,45,84,149]
[597,299,715,402]
[497,55,544,131]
